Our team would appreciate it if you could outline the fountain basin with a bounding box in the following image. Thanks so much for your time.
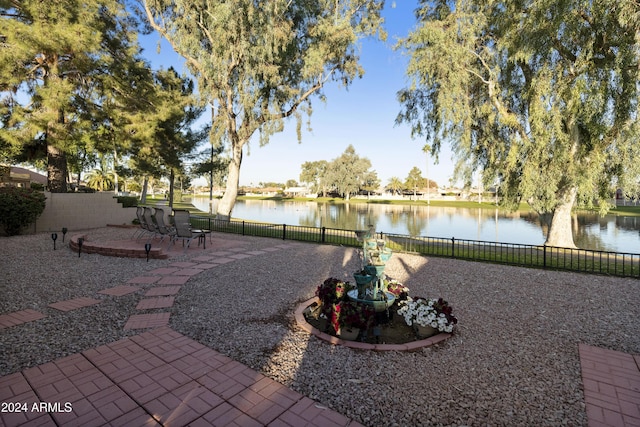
[347,289,396,312]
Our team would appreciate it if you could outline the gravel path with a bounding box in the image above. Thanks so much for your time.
[1,227,639,426]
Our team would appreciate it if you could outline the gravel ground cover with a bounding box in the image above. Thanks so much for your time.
[1,226,639,426]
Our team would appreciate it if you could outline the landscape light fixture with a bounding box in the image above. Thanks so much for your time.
[62,227,68,242]
[144,243,152,262]
[51,232,58,250]
[77,237,83,257]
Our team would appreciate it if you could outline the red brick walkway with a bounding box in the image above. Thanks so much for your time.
[579,344,640,426]
[0,309,46,329]
[0,327,361,427]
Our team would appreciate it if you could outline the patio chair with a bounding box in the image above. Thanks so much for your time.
[169,209,203,250]
[143,207,161,240]
[133,206,145,238]
[134,206,155,239]
[153,207,176,242]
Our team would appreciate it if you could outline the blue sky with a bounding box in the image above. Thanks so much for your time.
[139,1,458,188]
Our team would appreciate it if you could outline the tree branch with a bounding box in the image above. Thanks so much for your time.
[141,1,205,80]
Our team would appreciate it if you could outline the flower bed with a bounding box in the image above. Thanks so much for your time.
[303,277,457,345]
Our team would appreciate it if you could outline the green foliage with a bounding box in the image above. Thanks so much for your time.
[115,196,138,208]
[0,187,46,236]
[300,146,380,198]
[326,145,377,199]
[139,0,385,218]
[128,67,207,205]
[0,0,149,192]
[300,160,330,195]
[386,177,404,195]
[397,0,640,247]
[85,166,115,191]
[404,167,426,192]
[191,144,229,188]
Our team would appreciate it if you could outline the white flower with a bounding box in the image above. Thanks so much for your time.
[397,297,456,332]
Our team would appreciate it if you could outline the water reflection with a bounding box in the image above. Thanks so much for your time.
[191,197,639,253]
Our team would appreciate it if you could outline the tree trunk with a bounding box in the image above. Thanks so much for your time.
[113,149,119,195]
[545,186,577,248]
[140,176,148,204]
[209,147,214,215]
[216,143,243,220]
[47,144,68,193]
[168,169,175,209]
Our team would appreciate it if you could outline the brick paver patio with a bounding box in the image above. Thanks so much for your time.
[136,297,176,310]
[0,309,46,329]
[47,297,101,312]
[123,313,172,331]
[579,344,640,426]
[145,286,182,297]
[98,285,142,296]
[0,327,361,427]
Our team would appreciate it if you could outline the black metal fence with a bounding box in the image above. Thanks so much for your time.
[190,215,640,278]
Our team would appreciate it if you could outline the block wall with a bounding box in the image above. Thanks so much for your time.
[31,192,137,233]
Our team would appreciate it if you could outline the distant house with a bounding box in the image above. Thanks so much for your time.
[243,186,283,196]
[284,186,313,197]
[0,165,47,188]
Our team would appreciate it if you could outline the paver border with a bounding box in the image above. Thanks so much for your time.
[294,297,451,351]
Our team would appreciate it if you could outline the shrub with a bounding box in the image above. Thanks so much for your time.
[115,196,138,208]
[0,187,47,236]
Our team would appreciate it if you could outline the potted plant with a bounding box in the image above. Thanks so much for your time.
[397,297,458,338]
[331,300,375,340]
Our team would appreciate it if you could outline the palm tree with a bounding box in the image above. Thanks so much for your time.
[387,177,403,196]
[85,168,115,191]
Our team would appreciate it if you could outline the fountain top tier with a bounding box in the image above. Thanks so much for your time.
[349,226,395,312]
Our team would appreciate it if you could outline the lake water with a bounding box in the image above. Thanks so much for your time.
[191,197,640,254]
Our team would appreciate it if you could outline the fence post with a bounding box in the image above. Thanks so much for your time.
[543,244,547,269]
[451,237,455,258]
[242,221,245,236]
[321,227,326,243]
[282,224,286,240]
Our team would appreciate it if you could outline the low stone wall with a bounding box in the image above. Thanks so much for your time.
[31,192,137,233]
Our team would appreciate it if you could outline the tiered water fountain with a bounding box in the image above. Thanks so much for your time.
[348,225,396,312]
[296,225,456,347]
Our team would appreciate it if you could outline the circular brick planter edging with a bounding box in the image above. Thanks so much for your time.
[69,234,168,259]
[294,297,452,351]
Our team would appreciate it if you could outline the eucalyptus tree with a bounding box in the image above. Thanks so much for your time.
[397,0,640,248]
[326,144,374,199]
[360,170,381,196]
[300,160,330,196]
[0,0,145,192]
[139,0,385,219]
